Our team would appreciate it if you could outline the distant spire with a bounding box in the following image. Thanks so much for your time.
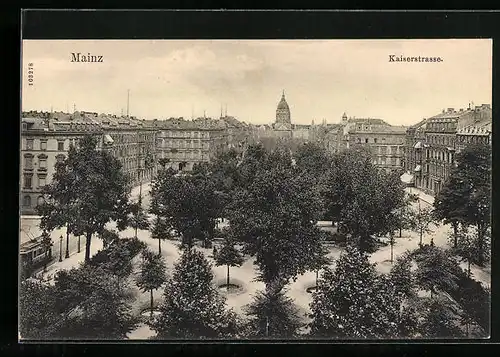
[225,104,228,116]
[220,104,223,118]
[127,89,130,117]
[282,89,285,98]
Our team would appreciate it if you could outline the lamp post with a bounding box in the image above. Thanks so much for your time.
[77,235,81,253]
[65,227,70,259]
[59,235,63,262]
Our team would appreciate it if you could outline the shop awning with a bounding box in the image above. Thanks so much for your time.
[414,141,423,149]
[400,172,415,184]
[414,165,422,172]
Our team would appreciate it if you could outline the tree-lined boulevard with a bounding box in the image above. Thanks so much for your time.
[19,135,491,340]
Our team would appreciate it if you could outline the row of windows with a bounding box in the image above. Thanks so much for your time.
[457,135,490,145]
[429,164,448,178]
[159,139,210,149]
[23,154,65,170]
[25,138,75,151]
[426,149,454,163]
[355,136,404,145]
[426,122,456,132]
[161,151,206,160]
[22,195,44,208]
[23,173,46,189]
[161,131,210,139]
[427,134,454,146]
[374,157,400,166]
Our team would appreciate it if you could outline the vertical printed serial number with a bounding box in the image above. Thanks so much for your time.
[27,63,34,86]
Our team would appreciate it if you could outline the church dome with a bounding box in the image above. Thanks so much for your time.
[276,91,291,124]
[277,94,290,110]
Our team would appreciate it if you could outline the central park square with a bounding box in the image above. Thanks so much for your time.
[19,136,491,340]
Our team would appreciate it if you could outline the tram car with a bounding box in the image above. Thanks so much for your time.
[20,236,53,278]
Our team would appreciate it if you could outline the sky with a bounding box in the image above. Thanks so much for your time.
[21,39,492,126]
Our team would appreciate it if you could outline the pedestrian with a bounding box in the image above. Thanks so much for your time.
[213,245,218,258]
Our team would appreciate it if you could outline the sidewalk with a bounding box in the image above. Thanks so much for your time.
[36,238,104,284]
[405,186,435,206]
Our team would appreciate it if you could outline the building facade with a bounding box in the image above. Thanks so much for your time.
[21,112,103,215]
[321,113,407,172]
[403,104,492,196]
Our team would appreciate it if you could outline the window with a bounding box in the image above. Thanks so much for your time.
[24,155,33,169]
[57,141,65,151]
[37,196,44,206]
[38,175,47,188]
[365,138,369,143]
[26,139,34,150]
[23,174,33,189]
[39,158,47,170]
[374,138,377,143]
[23,195,31,207]
[40,140,47,150]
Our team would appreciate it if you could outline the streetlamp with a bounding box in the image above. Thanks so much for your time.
[65,227,70,259]
[59,235,63,262]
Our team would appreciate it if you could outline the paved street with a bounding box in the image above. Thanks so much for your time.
[20,217,82,262]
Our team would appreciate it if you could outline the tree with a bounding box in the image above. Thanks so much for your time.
[394,193,418,238]
[214,237,244,290]
[324,148,407,252]
[455,225,477,277]
[390,253,417,301]
[100,228,119,249]
[129,195,150,239]
[19,278,59,339]
[136,249,167,316]
[228,146,326,295]
[397,304,420,338]
[245,289,303,338]
[53,264,137,339]
[414,246,461,298]
[151,164,221,250]
[152,249,237,339]
[37,154,77,260]
[420,297,463,338]
[309,244,400,338]
[38,135,131,262]
[150,216,171,255]
[294,142,331,181]
[105,242,134,292]
[412,203,435,246]
[433,173,469,248]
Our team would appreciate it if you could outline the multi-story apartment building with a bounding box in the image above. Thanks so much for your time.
[154,117,228,171]
[403,104,492,196]
[21,111,159,215]
[456,114,492,153]
[340,116,407,173]
[323,123,345,154]
[21,112,103,215]
[402,118,428,188]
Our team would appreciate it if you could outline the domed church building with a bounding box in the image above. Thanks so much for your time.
[272,90,293,138]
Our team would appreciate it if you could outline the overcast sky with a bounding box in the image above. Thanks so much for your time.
[22,39,492,126]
